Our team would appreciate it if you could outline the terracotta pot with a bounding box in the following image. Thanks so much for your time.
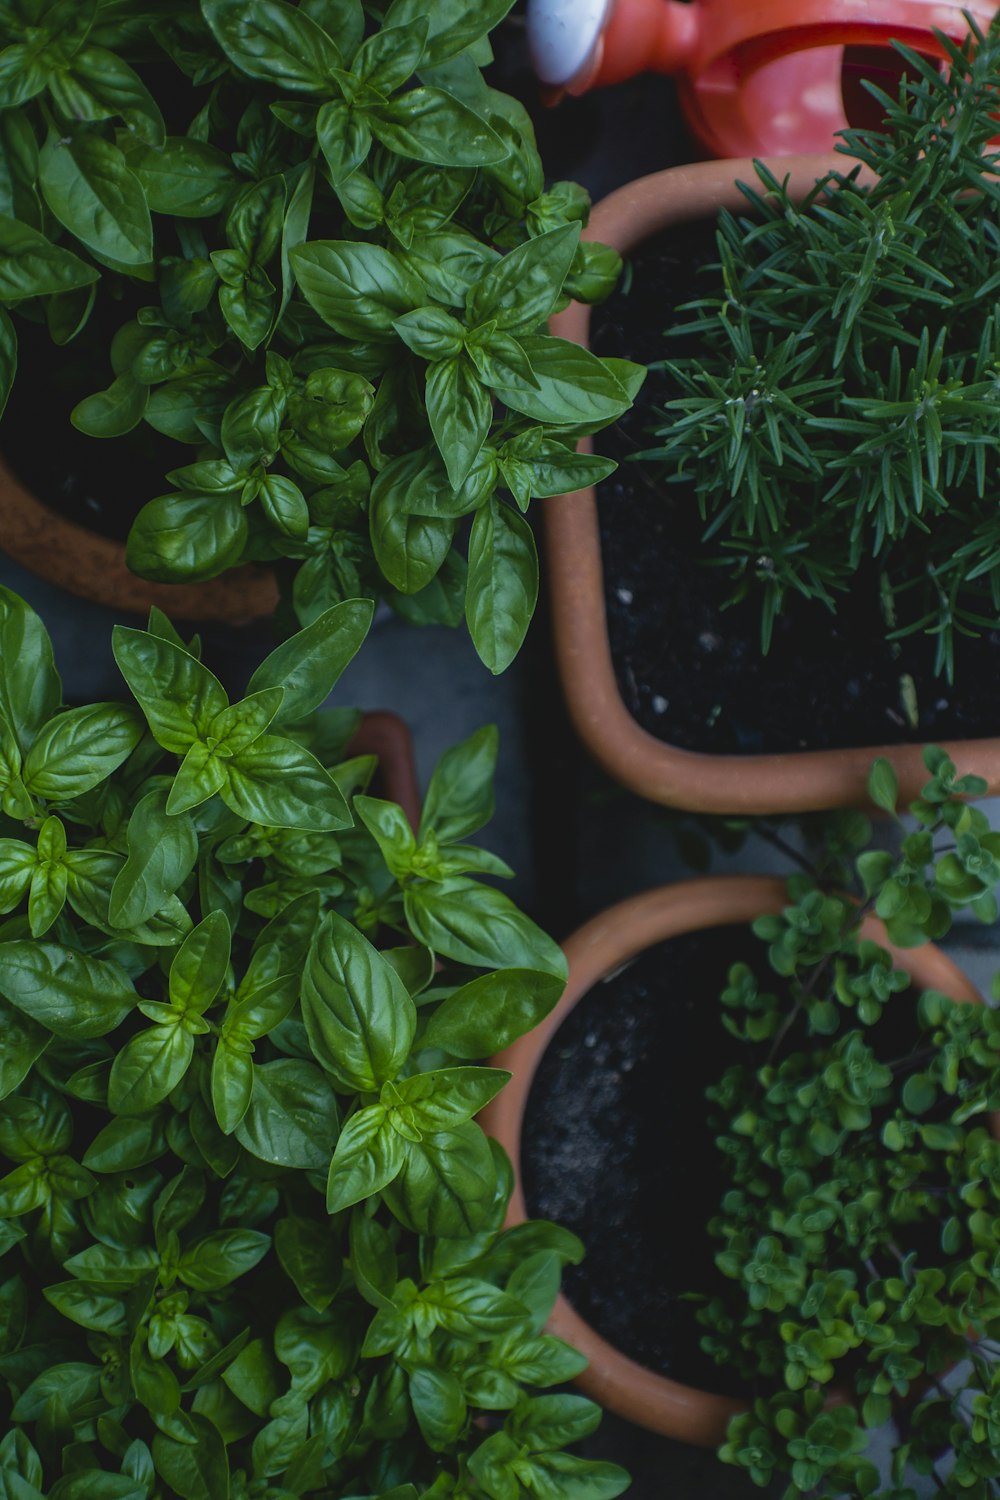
[546,153,1000,812]
[348,710,422,831]
[480,873,990,1444]
[0,450,278,624]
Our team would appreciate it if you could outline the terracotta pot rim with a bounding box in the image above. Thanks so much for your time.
[479,873,985,1443]
[0,450,279,625]
[545,152,1000,813]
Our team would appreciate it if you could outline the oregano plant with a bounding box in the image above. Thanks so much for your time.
[698,749,1000,1497]
[0,0,641,672]
[0,586,630,1500]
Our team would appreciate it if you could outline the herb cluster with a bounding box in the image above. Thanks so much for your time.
[700,751,1000,1497]
[0,586,629,1500]
[0,0,640,672]
[641,21,1000,680]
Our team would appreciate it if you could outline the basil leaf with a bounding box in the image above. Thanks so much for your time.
[178,1229,270,1291]
[0,215,98,301]
[126,492,249,583]
[0,587,61,753]
[108,1024,194,1114]
[384,0,515,64]
[382,1121,498,1236]
[110,790,199,930]
[466,500,537,675]
[235,1059,339,1169]
[274,1216,341,1312]
[395,1067,510,1131]
[202,0,343,91]
[225,735,352,831]
[425,355,491,490]
[71,373,147,437]
[40,128,152,267]
[0,998,50,1101]
[291,241,426,340]
[420,969,564,1058]
[367,89,506,167]
[370,462,456,594]
[491,335,631,425]
[302,911,416,1092]
[467,224,580,336]
[128,138,236,218]
[51,46,165,144]
[0,943,135,1037]
[420,724,497,842]
[405,878,567,978]
[22,704,142,799]
[325,1104,405,1213]
[112,627,228,754]
[152,1414,229,1500]
[247,601,373,723]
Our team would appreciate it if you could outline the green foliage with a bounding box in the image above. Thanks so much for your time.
[0,0,639,674]
[703,747,1000,1496]
[641,20,1000,679]
[0,586,627,1500]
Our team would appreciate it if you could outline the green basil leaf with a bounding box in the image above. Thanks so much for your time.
[466,500,537,674]
[51,45,165,143]
[291,241,426,340]
[202,0,342,91]
[107,1024,194,1114]
[152,1415,229,1500]
[492,335,631,425]
[0,587,61,752]
[302,910,416,1092]
[354,795,417,878]
[126,491,249,583]
[224,735,352,830]
[43,1282,128,1336]
[274,1215,341,1312]
[112,626,228,754]
[370,459,456,594]
[40,128,152,267]
[420,969,563,1058]
[234,1058,339,1169]
[247,601,373,723]
[21,703,142,799]
[382,1120,498,1236]
[128,138,236,217]
[405,878,567,978]
[325,1104,405,1213]
[409,1364,466,1449]
[383,0,515,64]
[71,373,148,437]
[420,724,497,843]
[169,911,230,1015]
[395,1067,509,1130]
[315,99,371,186]
[211,1039,254,1136]
[367,89,506,167]
[0,997,49,1100]
[178,1229,270,1291]
[109,789,199,929]
[425,355,492,490]
[467,224,580,336]
[0,943,135,1037]
[0,215,98,302]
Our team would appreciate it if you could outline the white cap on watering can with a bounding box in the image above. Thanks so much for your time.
[527,0,615,88]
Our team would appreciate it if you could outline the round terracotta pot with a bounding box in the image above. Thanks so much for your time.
[479,873,989,1444]
[0,451,278,624]
[546,153,1000,812]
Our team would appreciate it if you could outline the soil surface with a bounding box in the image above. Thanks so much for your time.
[590,222,1000,754]
[521,925,757,1392]
[3,304,182,543]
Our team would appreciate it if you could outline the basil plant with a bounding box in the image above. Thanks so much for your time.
[0,587,629,1500]
[0,0,640,673]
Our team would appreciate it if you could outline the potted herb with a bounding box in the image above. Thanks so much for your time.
[483,747,1000,1489]
[0,0,638,664]
[546,22,1000,808]
[0,584,630,1498]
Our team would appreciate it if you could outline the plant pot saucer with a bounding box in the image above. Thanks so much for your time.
[0,450,279,625]
[546,153,1000,813]
[480,873,985,1443]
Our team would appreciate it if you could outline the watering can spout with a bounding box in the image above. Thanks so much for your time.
[527,0,698,95]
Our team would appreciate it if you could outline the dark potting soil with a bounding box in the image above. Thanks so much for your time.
[520,925,756,1394]
[2,306,181,544]
[590,222,1000,754]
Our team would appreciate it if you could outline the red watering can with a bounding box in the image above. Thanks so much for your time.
[527,0,999,156]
